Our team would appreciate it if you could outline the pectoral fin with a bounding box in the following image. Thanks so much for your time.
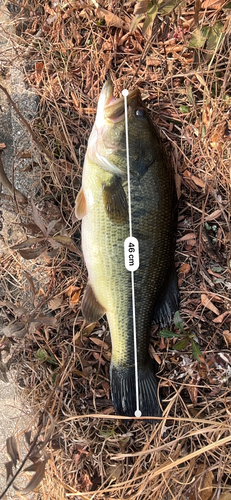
[103,176,128,224]
[81,283,106,322]
[75,187,87,220]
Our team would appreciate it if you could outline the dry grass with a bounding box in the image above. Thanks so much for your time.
[0,0,231,498]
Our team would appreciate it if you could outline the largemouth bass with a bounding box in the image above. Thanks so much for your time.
[76,81,178,418]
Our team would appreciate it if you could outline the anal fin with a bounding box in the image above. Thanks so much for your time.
[81,283,106,322]
[75,187,87,220]
[153,266,179,328]
[103,176,128,224]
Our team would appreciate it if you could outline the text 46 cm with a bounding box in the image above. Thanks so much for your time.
[124,236,139,272]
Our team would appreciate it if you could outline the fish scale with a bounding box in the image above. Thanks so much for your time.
[76,80,179,418]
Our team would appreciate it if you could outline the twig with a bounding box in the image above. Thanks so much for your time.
[0,154,27,204]
[0,415,44,499]
[0,84,54,162]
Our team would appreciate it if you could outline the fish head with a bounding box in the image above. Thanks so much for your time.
[87,80,157,177]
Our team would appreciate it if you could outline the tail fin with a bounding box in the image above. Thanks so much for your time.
[110,362,162,421]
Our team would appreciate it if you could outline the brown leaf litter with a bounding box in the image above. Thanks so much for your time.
[0,0,231,499]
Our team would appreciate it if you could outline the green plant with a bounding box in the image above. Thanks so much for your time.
[160,311,202,362]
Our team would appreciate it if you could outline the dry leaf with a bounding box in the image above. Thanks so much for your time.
[51,235,78,253]
[134,0,149,15]
[11,237,45,250]
[210,122,226,150]
[46,219,60,235]
[29,317,57,334]
[74,453,82,465]
[3,321,27,338]
[208,268,223,279]
[213,310,231,323]
[219,493,231,500]
[30,316,57,327]
[223,330,231,347]
[175,173,182,200]
[201,294,220,315]
[147,57,161,66]
[28,450,41,463]
[37,415,55,449]
[0,155,27,203]
[130,12,145,33]
[186,239,197,247]
[188,464,214,500]
[102,350,111,361]
[106,464,123,481]
[179,263,191,275]
[82,365,93,378]
[4,461,13,480]
[183,169,206,189]
[91,337,109,350]
[202,0,226,8]
[24,463,42,472]
[201,228,217,259]
[0,301,27,316]
[23,271,36,301]
[177,233,197,242]
[0,361,9,382]
[205,209,222,222]
[78,470,93,491]
[195,73,209,95]
[198,363,208,380]
[102,406,115,414]
[17,149,33,159]
[14,460,46,494]
[101,381,110,397]
[65,285,80,298]
[93,352,106,365]
[159,336,166,350]
[199,466,213,500]
[73,368,88,379]
[149,344,161,363]
[96,7,124,28]
[6,436,19,467]
[48,295,63,310]
[187,379,198,406]
[19,245,48,260]
[31,199,47,235]
[70,289,81,305]
[35,61,44,74]
[24,431,32,445]
[82,323,97,336]
[202,104,212,127]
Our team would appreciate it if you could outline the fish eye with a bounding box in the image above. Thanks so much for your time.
[135,108,145,118]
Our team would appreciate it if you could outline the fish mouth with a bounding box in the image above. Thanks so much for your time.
[104,83,138,122]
